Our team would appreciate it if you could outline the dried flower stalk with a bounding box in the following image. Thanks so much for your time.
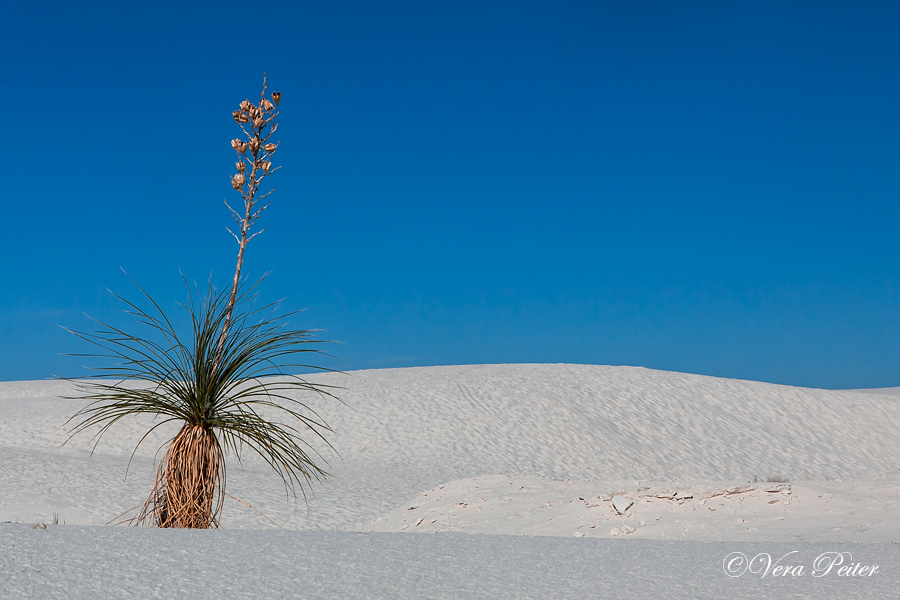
[215,73,283,372]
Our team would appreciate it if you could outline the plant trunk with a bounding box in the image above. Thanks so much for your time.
[138,423,225,528]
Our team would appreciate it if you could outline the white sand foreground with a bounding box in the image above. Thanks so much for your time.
[1,364,899,597]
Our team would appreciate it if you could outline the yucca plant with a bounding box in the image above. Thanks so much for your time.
[67,76,339,528]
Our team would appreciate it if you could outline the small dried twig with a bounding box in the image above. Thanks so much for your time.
[224,492,280,527]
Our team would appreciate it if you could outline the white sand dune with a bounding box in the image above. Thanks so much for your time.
[1,363,899,540]
[2,364,899,598]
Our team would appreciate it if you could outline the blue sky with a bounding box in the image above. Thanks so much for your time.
[3,1,899,388]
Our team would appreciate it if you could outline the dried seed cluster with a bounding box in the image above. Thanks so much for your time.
[229,87,280,192]
[224,77,281,246]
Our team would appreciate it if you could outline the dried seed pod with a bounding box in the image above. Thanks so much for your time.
[235,161,245,173]
[264,143,277,152]
[234,111,249,123]
[230,138,242,150]
[261,99,274,111]
[231,173,245,189]
[240,99,252,112]
[262,161,272,172]
[254,117,266,129]
[248,137,260,153]
[249,107,260,120]
[271,91,281,106]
